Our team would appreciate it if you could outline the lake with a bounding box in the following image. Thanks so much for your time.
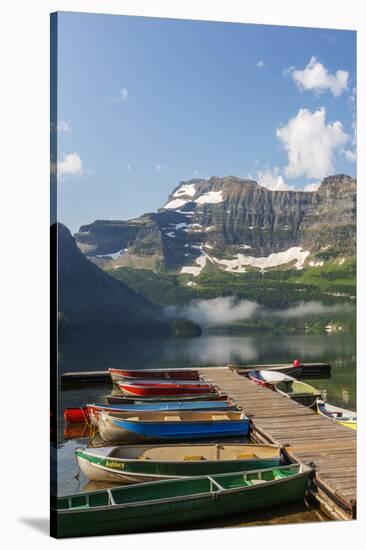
[56,331,356,526]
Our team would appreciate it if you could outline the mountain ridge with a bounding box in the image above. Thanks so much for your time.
[75,174,356,276]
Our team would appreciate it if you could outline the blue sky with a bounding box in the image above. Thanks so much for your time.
[55,12,356,233]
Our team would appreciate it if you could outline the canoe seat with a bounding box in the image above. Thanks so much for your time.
[247,479,266,485]
[273,469,293,479]
[183,455,207,461]
[235,453,258,460]
[164,416,181,421]
[211,415,229,421]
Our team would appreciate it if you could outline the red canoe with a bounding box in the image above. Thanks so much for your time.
[64,405,117,424]
[64,407,90,424]
[117,382,214,396]
[109,368,200,382]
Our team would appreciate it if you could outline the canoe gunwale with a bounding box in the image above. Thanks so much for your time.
[316,400,356,420]
[76,443,281,466]
[57,464,312,514]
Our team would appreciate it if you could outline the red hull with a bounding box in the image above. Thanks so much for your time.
[64,407,90,423]
[65,405,120,424]
[109,368,199,380]
[118,382,214,396]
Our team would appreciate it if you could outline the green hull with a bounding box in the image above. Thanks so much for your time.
[275,380,321,407]
[76,448,281,482]
[54,465,311,538]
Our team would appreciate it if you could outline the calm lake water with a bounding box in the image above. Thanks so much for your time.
[56,332,356,527]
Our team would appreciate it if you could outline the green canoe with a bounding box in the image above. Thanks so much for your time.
[75,442,282,483]
[53,463,312,538]
[274,380,321,407]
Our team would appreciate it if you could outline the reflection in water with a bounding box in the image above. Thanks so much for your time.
[60,332,355,370]
[56,331,355,526]
[59,332,356,410]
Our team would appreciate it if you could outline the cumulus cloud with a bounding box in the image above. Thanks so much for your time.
[166,297,259,327]
[106,87,129,103]
[50,120,71,132]
[303,181,321,192]
[286,56,348,96]
[348,87,356,110]
[276,107,349,180]
[57,152,83,177]
[257,167,294,191]
[257,60,265,68]
[58,121,71,132]
[343,149,356,162]
[342,119,356,163]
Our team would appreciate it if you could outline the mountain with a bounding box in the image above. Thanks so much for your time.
[75,174,356,277]
[56,223,170,333]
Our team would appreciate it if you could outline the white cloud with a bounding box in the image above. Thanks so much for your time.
[57,120,71,132]
[342,116,356,162]
[126,163,133,171]
[303,182,321,192]
[276,107,349,179]
[257,167,294,191]
[119,88,128,101]
[106,87,129,103]
[348,86,356,110]
[57,153,83,177]
[257,60,265,68]
[286,56,348,96]
[343,149,356,162]
[154,164,161,172]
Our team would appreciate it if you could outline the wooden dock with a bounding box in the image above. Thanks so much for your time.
[60,363,331,387]
[199,367,356,521]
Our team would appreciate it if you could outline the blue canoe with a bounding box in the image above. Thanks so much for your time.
[90,400,236,413]
[97,410,249,443]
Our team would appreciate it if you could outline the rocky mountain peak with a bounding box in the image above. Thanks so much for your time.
[75,173,356,275]
[317,174,356,197]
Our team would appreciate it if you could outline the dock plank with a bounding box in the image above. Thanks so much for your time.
[199,367,356,520]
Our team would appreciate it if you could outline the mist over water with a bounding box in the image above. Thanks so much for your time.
[165,297,352,327]
[166,297,259,326]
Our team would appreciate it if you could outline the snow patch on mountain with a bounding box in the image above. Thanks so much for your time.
[96,249,127,260]
[173,222,190,230]
[211,247,310,272]
[195,191,224,205]
[165,189,223,209]
[173,183,196,198]
[181,255,207,276]
[164,198,189,210]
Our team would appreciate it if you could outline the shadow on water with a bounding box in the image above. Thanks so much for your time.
[18,518,49,536]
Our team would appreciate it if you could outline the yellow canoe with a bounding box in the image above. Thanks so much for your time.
[316,400,356,430]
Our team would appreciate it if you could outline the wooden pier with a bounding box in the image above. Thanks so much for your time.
[60,362,331,387]
[199,367,356,521]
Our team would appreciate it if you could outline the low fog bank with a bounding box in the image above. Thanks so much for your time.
[165,297,353,327]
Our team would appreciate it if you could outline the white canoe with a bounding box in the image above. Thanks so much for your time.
[316,400,356,430]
